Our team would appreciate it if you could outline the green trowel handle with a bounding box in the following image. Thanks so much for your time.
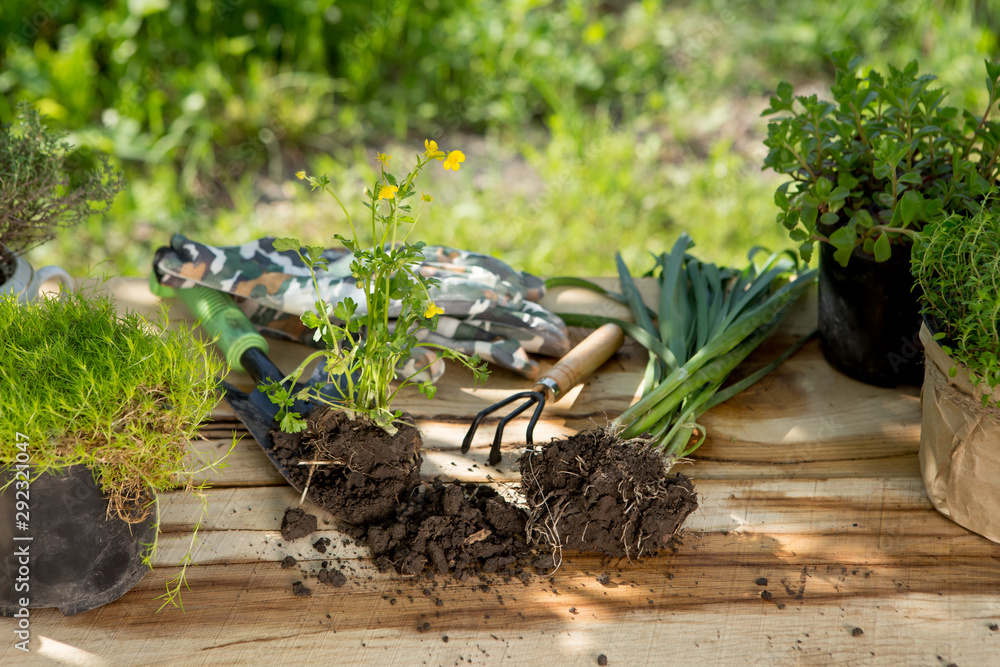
[150,275,267,373]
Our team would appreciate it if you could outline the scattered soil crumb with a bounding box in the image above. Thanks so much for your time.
[989,623,999,632]
[761,590,773,601]
[317,567,348,588]
[292,581,312,597]
[281,508,318,541]
[281,555,297,569]
[598,655,608,666]
[442,636,449,643]
[852,627,864,637]
[755,577,768,586]
[313,537,331,553]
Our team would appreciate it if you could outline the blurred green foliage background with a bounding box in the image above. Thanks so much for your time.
[2,0,998,276]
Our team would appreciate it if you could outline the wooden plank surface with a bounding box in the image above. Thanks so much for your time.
[3,278,999,667]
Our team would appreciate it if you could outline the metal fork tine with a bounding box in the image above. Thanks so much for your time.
[461,323,625,467]
[461,391,540,454]
[488,391,544,465]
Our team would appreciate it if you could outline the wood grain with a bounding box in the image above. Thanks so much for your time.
[4,278,998,667]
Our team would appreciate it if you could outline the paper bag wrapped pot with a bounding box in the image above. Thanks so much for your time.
[918,323,1000,544]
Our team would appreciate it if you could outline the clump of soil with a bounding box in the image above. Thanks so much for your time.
[271,407,423,525]
[281,508,318,540]
[351,480,533,579]
[519,429,698,560]
[317,567,348,588]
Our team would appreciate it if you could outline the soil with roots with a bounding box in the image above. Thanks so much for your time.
[272,410,697,582]
[271,407,423,525]
[519,429,698,561]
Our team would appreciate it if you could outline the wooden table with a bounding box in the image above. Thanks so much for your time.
[5,278,999,666]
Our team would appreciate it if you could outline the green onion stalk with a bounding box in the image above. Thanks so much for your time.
[550,234,817,470]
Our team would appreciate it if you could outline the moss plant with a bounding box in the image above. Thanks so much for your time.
[0,288,233,609]
[912,203,1000,405]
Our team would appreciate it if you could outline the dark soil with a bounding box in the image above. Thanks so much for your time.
[519,429,699,559]
[317,567,347,588]
[350,480,533,580]
[271,407,423,525]
[281,508,318,540]
[0,246,14,284]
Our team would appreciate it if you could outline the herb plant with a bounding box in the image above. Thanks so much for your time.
[0,289,234,610]
[265,142,489,435]
[556,234,816,468]
[762,52,1000,266]
[0,104,124,254]
[912,203,1000,405]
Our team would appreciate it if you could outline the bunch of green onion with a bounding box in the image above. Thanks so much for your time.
[551,234,817,469]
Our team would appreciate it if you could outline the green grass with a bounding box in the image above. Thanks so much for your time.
[2,0,998,277]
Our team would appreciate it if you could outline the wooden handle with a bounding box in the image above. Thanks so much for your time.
[533,323,625,401]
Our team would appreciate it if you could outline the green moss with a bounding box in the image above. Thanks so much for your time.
[0,289,226,520]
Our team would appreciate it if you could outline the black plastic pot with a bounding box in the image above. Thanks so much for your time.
[0,465,155,616]
[817,242,924,387]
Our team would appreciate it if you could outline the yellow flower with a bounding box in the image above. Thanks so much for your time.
[421,192,433,202]
[442,150,465,171]
[424,302,445,318]
[424,139,444,159]
[376,152,391,165]
[377,184,399,200]
[295,171,306,180]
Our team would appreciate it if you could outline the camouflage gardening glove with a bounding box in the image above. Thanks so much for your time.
[152,234,571,381]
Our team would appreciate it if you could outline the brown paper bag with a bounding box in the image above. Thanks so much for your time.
[918,323,1000,544]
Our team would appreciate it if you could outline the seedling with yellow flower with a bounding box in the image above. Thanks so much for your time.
[265,143,488,435]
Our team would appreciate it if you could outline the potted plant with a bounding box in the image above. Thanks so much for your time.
[260,142,489,524]
[0,104,123,301]
[761,51,1000,386]
[911,204,1000,544]
[0,289,232,615]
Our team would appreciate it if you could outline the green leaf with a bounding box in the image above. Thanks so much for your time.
[819,212,840,227]
[799,241,814,263]
[306,245,326,263]
[829,226,857,266]
[280,412,307,434]
[899,190,922,226]
[272,238,301,252]
[332,297,357,323]
[800,204,818,231]
[873,232,891,262]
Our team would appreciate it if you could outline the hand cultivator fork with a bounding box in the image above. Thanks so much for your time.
[462,323,625,466]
